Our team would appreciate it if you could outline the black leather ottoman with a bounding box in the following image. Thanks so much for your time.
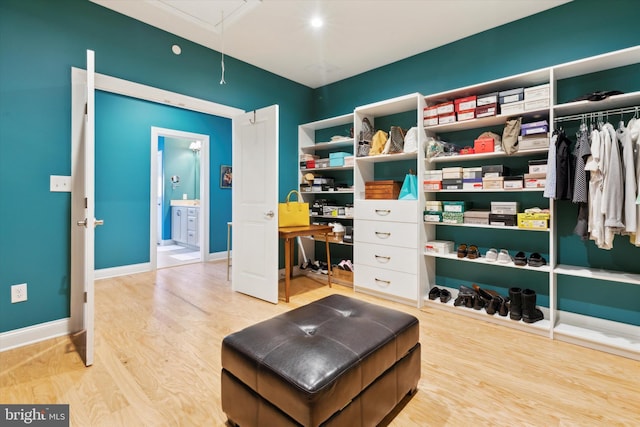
[221,294,420,426]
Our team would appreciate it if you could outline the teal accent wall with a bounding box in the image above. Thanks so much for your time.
[0,0,312,333]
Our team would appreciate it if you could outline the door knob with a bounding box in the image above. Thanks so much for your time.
[265,210,274,218]
[76,218,104,228]
[94,219,104,227]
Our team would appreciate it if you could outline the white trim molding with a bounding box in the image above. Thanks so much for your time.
[0,318,71,353]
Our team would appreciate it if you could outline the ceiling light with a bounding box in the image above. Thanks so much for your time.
[171,44,182,55]
[310,17,323,28]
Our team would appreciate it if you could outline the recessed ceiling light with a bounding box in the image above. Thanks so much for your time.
[171,44,182,55]
[310,17,323,28]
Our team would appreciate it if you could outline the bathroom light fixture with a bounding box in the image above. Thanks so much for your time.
[189,140,202,152]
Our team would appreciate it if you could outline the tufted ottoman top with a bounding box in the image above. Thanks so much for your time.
[221,294,419,426]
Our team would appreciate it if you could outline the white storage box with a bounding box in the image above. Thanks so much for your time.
[524,84,550,101]
[425,240,455,254]
[500,101,525,115]
[491,201,520,215]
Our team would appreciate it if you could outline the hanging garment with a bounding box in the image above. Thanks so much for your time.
[586,129,604,247]
[572,125,591,203]
[544,133,558,199]
[618,120,637,235]
[603,123,625,230]
[555,131,574,200]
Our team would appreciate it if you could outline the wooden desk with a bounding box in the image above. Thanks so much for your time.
[278,224,333,302]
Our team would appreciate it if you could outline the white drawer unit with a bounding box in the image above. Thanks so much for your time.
[354,200,418,223]
[354,242,417,273]
[354,220,418,248]
[355,266,418,301]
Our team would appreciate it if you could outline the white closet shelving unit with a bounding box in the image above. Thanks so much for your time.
[298,114,355,283]
[296,46,640,360]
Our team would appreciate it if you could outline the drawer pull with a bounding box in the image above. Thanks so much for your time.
[374,278,391,287]
[374,209,391,216]
[374,231,391,238]
[374,255,391,263]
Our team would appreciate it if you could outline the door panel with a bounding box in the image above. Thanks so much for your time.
[232,106,279,303]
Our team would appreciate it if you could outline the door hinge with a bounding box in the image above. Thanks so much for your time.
[84,197,88,208]
[84,292,87,303]
[84,103,87,115]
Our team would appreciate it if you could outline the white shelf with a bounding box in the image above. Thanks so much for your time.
[554,264,640,286]
[424,109,549,133]
[425,252,551,272]
[554,91,640,117]
[311,215,354,220]
[426,188,545,193]
[423,285,551,336]
[300,138,354,153]
[427,222,549,232]
[301,189,354,195]
[301,165,354,172]
[355,92,422,117]
[355,151,418,164]
[426,147,548,163]
[553,311,639,360]
[552,45,640,80]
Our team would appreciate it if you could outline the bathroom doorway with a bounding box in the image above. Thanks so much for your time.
[150,127,210,269]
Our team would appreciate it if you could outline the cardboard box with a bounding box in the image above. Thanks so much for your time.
[489,213,517,227]
[464,210,490,225]
[365,180,401,199]
[442,178,463,190]
[491,201,520,215]
[344,156,354,167]
[457,110,476,121]
[503,176,524,189]
[462,179,484,190]
[521,120,549,136]
[329,157,345,167]
[423,117,439,127]
[499,88,524,104]
[463,167,483,179]
[477,92,498,106]
[524,84,550,101]
[476,103,498,118]
[424,210,443,222]
[424,170,443,181]
[500,100,525,115]
[524,173,546,188]
[442,171,463,180]
[483,176,504,190]
[442,212,464,224]
[436,102,455,115]
[482,165,510,177]
[455,96,477,112]
[425,201,443,211]
[424,180,442,191]
[474,137,495,153]
[525,98,550,111]
[425,240,455,254]
[517,212,550,230]
[519,134,550,150]
[424,106,438,117]
[528,159,548,174]
[443,201,469,213]
[438,113,456,124]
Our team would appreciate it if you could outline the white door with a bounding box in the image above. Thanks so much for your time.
[232,106,279,303]
[70,50,100,366]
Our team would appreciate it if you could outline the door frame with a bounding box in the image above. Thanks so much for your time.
[149,127,210,269]
[70,69,243,340]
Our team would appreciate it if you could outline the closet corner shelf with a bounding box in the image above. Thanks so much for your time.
[424,251,551,272]
[553,91,640,117]
[426,222,550,232]
[554,264,640,286]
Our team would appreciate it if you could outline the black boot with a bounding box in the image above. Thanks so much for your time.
[509,287,522,321]
[522,289,544,323]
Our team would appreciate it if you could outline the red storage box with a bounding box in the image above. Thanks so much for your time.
[474,137,495,153]
[423,106,438,118]
[455,96,477,112]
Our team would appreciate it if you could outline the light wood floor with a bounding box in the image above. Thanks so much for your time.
[1,261,638,426]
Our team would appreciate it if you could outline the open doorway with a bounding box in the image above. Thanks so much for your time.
[150,127,210,270]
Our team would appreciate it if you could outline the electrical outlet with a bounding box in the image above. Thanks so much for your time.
[11,283,27,303]
[50,175,72,192]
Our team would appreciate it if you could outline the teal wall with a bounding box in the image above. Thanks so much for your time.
[311,0,640,326]
[1,0,639,334]
[0,0,312,333]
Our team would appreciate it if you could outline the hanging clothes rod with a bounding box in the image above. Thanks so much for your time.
[554,106,639,123]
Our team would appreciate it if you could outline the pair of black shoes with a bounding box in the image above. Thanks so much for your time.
[428,287,451,303]
[514,252,546,267]
[452,284,509,316]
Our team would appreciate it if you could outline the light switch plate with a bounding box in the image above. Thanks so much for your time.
[50,175,72,192]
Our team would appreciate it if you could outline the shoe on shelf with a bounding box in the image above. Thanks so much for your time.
[497,249,512,264]
[457,244,468,258]
[514,251,527,266]
[467,244,480,259]
[439,289,452,303]
[527,253,547,267]
[428,287,441,300]
[485,248,498,262]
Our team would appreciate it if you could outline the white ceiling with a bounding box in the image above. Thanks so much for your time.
[90,0,571,89]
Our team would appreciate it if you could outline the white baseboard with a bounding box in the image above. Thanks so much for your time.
[95,262,151,279]
[207,250,230,262]
[0,318,71,352]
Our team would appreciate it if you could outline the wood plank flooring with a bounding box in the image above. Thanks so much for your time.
[1,261,639,426]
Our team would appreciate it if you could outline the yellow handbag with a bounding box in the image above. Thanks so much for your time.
[278,190,310,227]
